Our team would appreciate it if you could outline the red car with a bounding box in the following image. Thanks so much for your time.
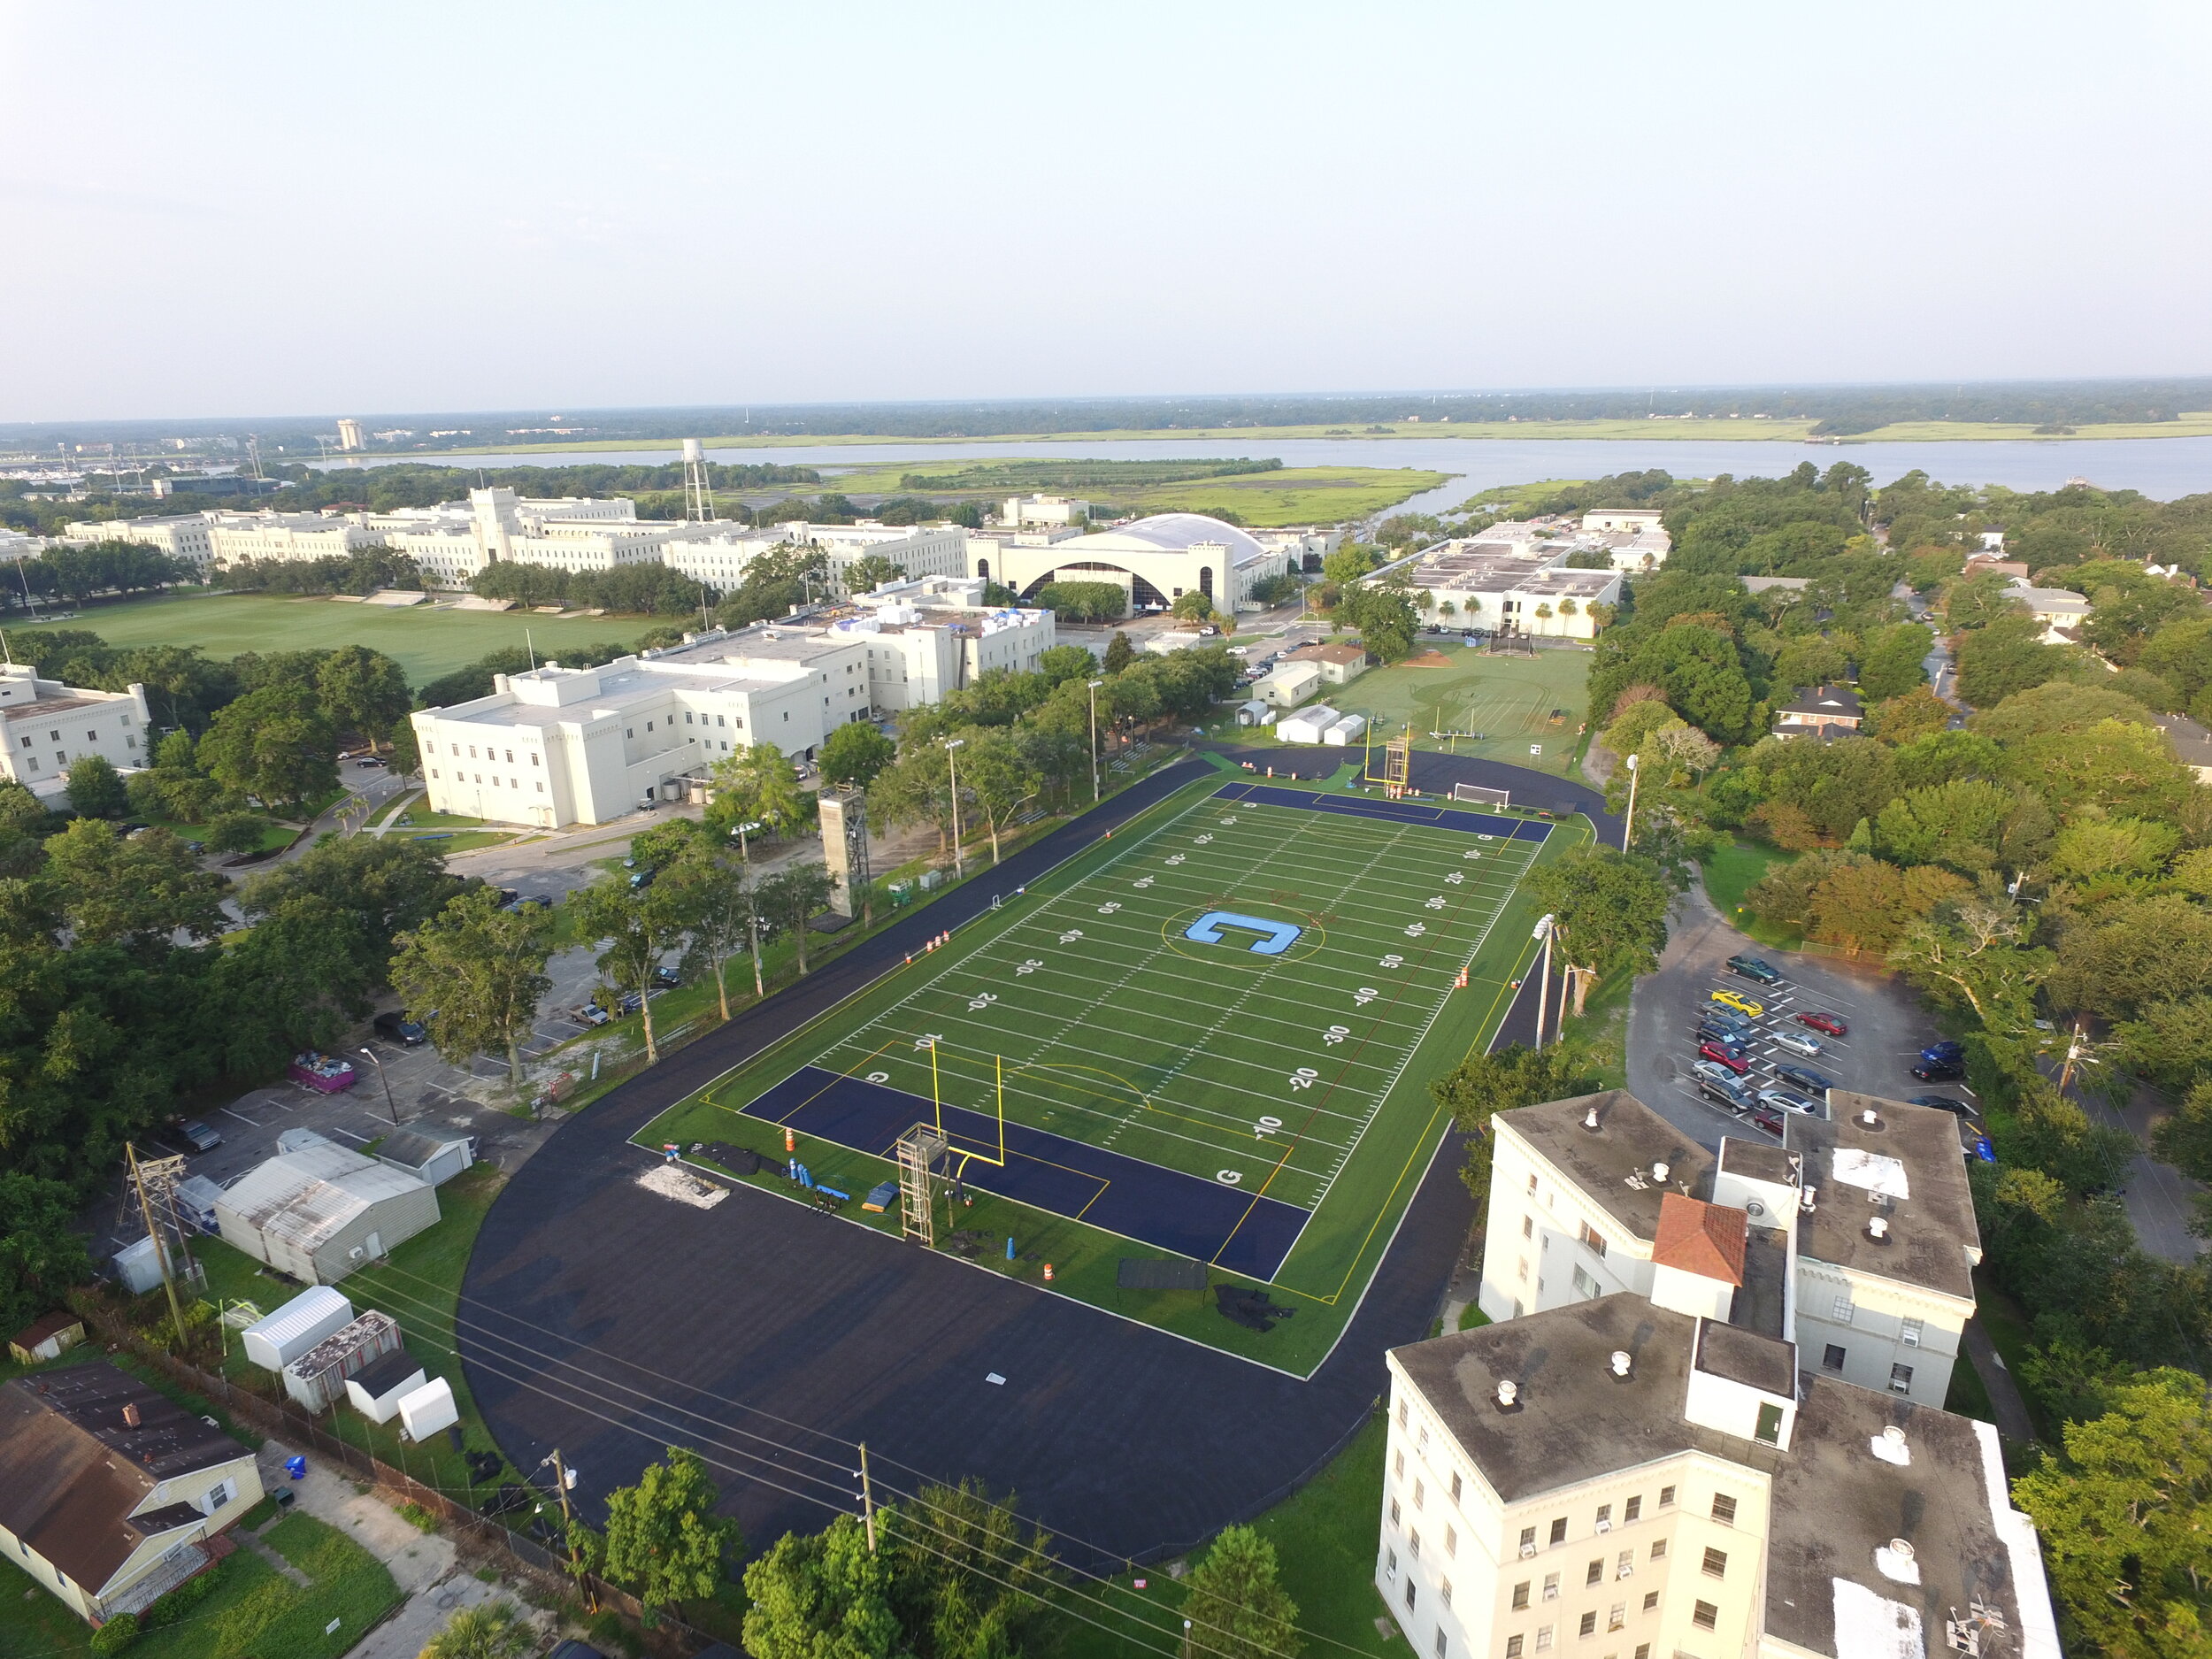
[1796,1011,1848,1037]
[1698,1041,1751,1074]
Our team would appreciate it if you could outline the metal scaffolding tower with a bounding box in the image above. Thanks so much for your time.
[896,1125,948,1248]
[1382,731,1414,799]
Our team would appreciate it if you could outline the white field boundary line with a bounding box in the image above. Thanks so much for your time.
[1292,823,1560,1222]
[630,774,1230,1152]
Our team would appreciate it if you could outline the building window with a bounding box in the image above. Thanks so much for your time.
[1508,1640,1525,1658]
[1624,1496,1640,1522]
[1543,1573,1560,1601]
[1901,1317,1924,1347]
[431,769,440,779]
[1693,1602,1717,1632]
[1595,1505,1611,1527]
[1650,1541,1667,1561]
[1608,1603,1624,1632]
[1711,1494,1737,1526]
[1535,1629,1554,1652]
[1586,1560,1602,1586]
[1548,1518,1567,1546]
[1520,1527,1537,1553]
[1513,1583,1531,1611]
[531,752,539,765]
[1578,1613,1596,1640]
[1436,1633,1448,1659]
[1578,1223,1607,1256]
[1824,1344,1847,1371]
[1702,1548,1727,1578]
[1832,1293,1855,1325]
[1410,1529,1422,1560]
[1891,1363,1915,1393]
[1527,1173,1538,1194]
[1441,1580,1454,1609]
[1391,1499,1402,1525]
[1414,1479,1426,1509]
[1406,1581,1417,1613]
[1386,1548,1398,1580]
[1518,1257,1531,1283]
[1617,1552,1632,1578]
[1658,1487,1674,1508]
[1642,1593,1657,1612]
[1394,1449,1406,1476]
[25,758,35,772]
[1636,1645,1651,1659]
[1446,1526,1457,1557]
[1450,1473,1462,1504]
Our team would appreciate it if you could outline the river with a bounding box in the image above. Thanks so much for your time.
[312,434,2212,510]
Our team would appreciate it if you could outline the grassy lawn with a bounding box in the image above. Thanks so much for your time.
[1701,839,1799,947]
[0,1510,397,1659]
[637,772,1575,1374]
[1317,647,1593,778]
[1122,467,1448,526]
[173,1163,511,1508]
[36,593,652,685]
[131,812,295,854]
[1051,1412,1394,1659]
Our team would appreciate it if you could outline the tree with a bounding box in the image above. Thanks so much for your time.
[419,1601,529,1659]
[1864,686,1955,745]
[820,721,895,789]
[314,645,412,744]
[195,684,338,816]
[1528,848,1673,1015]
[1431,1043,1602,1204]
[569,872,690,1064]
[956,728,1042,864]
[1170,590,1217,623]
[1032,580,1126,623]
[388,888,553,1087]
[1320,544,1377,587]
[0,1171,94,1335]
[1954,613,2068,707]
[205,811,265,856]
[2010,1369,2212,1659]
[662,837,756,1022]
[1337,584,1417,664]
[1887,900,2052,1031]
[1856,621,1933,701]
[1102,631,1135,674]
[884,1479,1059,1659]
[844,553,907,595]
[42,819,228,949]
[742,1514,903,1659]
[1176,1525,1302,1659]
[704,742,806,843]
[757,863,836,975]
[65,754,126,819]
[601,1447,741,1626]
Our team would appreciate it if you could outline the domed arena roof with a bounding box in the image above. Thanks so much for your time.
[1088,513,1269,564]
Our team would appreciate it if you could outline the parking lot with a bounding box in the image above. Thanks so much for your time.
[1626,884,1972,1151]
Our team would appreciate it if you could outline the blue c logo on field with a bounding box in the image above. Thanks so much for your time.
[1186,911,1304,956]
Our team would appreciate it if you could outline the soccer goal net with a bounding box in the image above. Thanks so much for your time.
[1453,783,1511,808]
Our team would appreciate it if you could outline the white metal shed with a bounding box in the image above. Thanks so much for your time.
[242,1286,355,1372]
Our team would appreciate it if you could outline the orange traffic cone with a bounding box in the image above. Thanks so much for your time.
[1042,1263,1055,1282]
[785,1126,795,1154]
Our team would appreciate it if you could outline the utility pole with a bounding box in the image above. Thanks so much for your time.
[1532,915,1555,1049]
[127,1144,186,1342]
[544,1450,594,1610]
[734,818,765,998]
[1621,753,1640,852]
[858,1442,877,1554]
[1087,680,1105,803]
[944,738,966,880]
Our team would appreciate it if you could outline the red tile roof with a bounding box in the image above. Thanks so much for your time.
[1652,1192,1747,1286]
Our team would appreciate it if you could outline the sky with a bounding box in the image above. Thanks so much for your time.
[3,0,2208,423]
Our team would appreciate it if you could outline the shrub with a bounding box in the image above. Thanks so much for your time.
[89,1612,140,1655]
[143,1560,225,1627]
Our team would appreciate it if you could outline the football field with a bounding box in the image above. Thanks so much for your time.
[647,772,1574,1371]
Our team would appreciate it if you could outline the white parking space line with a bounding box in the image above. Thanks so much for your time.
[323,1125,370,1143]
[220,1107,261,1125]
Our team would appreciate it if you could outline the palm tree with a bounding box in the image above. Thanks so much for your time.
[421,1601,528,1659]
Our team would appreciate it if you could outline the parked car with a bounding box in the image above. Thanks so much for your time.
[1709,989,1763,1018]
[1775,1064,1836,1095]
[618,992,644,1014]
[1920,1041,1965,1066]
[1771,1029,1823,1057]
[373,1010,427,1046]
[1748,1101,1786,1135]
[628,869,656,890]
[1758,1089,1818,1117]
[1908,1094,1975,1118]
[1697,1078,1753,1113]
[1725,955,1782,985]
[1695,1020,1750,1049]
[356,756,388,769]
[1910,1057,1966,1082]
[653,965,681,987]
[178,1119,222,1152]
[1795,1011,1848,1037]
[1702,1005,1753,1032]
[1698,1041,1751,1074]
[577,1004,611,1027]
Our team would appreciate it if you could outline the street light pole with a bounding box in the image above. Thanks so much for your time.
[1622,753,1640,852]
[357,1048,401,1128]
[1087,679,1105,804]
[1532,914,1555,1049]
[944,738,966,880]
[734,818,764,998]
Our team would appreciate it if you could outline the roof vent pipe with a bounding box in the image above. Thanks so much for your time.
[1888,1538,1914,1561]
[1860,1109,1882,1128]
[1801,1185,1817,1211]
[1496,1379,1519,1408]
[1609,1350,1632,1379]
[1585,1107,1601,1132]
[1652,1162,1670,1183]
[1882,1425,1907,1454]
[1869,1216,1889,1240]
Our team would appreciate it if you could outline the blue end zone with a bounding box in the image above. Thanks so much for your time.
[1212,780,1553,841]
[743,1065,1311,1281]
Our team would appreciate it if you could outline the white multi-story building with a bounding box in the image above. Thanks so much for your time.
[1580,508,1665,535]
[204,510,384,568]
[980,512,1294,615]
[833,576,1056,710]
[1379,1290,2056,1659]
[411,625,878,827]
[64,513,218,572]
[1001,494,1090,526]
[1378,545,1622,639]
[0,664,151,796]
[374,488,723,587]
[1475,1091,1981,1409]
[777,521,970,595]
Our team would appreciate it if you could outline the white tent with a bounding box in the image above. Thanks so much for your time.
[1323,713,1368,746]
[1277,706,1340,744]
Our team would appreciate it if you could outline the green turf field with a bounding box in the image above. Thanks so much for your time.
[22,593,651,684]
[638,771,1579,1373]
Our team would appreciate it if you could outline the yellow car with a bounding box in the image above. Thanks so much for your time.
[1710,988,1764,1018]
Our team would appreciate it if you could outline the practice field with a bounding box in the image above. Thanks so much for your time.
[642,771,1575,1372]
[19,593,651,683]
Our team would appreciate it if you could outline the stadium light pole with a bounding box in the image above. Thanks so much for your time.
[1087,679,1105,803]
[945,738,966,881]
[1532,913,1555,1048]
[1622,753,1640,852]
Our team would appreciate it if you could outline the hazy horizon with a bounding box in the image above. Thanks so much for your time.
[4,1,2208,424]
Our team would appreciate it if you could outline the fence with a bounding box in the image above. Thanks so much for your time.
[78,1306,710,1655]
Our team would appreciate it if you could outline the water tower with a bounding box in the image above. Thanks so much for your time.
[682,438,715,522]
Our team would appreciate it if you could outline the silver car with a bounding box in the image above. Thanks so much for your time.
[1758,1088,1819,1117]
[1772,1029,1823,1057]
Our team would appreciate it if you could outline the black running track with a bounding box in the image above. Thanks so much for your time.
[1210,780,1554,842]
[745,1066,1311,1279]
[457,755,1578,1568]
